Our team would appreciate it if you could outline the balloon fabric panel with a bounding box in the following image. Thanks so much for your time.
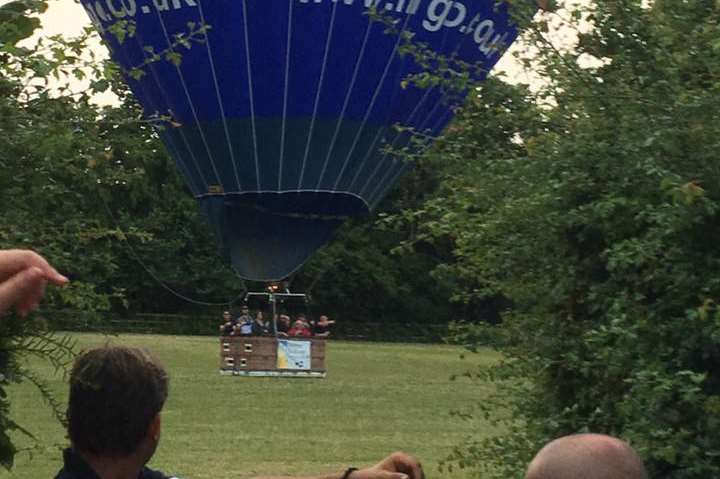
[81,0,522,281]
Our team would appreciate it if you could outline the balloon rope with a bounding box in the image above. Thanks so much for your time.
[99,197,248,307]
[240,0,261,190]
[305,257,339,297]
[278,0,294,190]
[153,3,224,189]
[197,0,242,191]
[339,11,414,192]
[315,17,374,190]
[297,1,340,188]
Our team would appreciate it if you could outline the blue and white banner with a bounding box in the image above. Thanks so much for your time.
[277,340,311,370]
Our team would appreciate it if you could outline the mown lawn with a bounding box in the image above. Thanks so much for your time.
[2,334,501,479]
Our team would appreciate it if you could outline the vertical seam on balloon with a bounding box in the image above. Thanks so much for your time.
[356,83,442,201]
[241,0,261,190]
[358,18,478,200]
[111,34,203,195]
[197,0,243,191]
[371,24,456,174]
[279,0,294,191]
[333,11,413,192]
[412,6,516,138]
[368,160,408,207]
[365,132,419,202]
[313,16,374,190]
[138,58,209,194]
[344,124,384,190]
[360,24,468,196]
[163,133,202,195]
[124,12,209,195]
[341,78,406,195]
[418,109,453,153]
[367,108,449,206]
[368,161,403,206]
[297,1,340,190]
[400,25,498,151]
[412,90,449,138]
[153,5,224,190]
[361,95,445,202]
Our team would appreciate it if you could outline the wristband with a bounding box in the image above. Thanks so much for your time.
[341,467,358,479]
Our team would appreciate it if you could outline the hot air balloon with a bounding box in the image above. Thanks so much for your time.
[81,0,524,281]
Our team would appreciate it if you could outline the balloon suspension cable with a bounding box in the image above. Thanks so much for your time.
[305,256,340,297]
[99,194,247,307]
[284,273,297,292]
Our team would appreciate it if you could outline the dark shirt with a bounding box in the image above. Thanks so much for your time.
[252,319,270,336]
[54,448,175,479]
[220,320,236,336]
[276,320,290,334]
[313,323,330,335]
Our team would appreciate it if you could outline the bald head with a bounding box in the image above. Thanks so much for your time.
[525,434,648,479]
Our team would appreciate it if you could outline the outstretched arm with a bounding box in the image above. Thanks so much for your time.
[251,452,423,479]
[0,249,68,316]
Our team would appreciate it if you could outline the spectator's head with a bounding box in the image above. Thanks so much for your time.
[525,434,648,479]
[255,311,263,320]
[66,347,169,463]
[222,311,231,321]
[279,314,290,325]
[319,315,329,323]
[293,319,306,329]
[241,305,249,315]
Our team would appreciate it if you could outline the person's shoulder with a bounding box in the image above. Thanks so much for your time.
[142,466,182,479]
[53,469,73,479]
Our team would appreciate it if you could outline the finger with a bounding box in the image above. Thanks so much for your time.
[385,474,409,479]
[0,267,47,316]
[16,272,47,316]
[354,468,408,479]
[0,250,68,286]
[388,453,423,479]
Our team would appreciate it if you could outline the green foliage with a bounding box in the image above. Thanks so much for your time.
[0,1,238,465]
[393,0,720,477]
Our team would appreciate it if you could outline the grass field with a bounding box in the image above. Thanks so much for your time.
[1,334,501,479]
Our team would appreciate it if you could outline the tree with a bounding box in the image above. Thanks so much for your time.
[396,1,720,477]
[0,0,241,464]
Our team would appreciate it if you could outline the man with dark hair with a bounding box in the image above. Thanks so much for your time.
[55,346,423,479]
[312,315,335,337]
[525,434,648,479]
[56,346,170,479]
[220,310,238,336]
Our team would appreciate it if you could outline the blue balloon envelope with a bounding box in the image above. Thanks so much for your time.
[81,0,522,281]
